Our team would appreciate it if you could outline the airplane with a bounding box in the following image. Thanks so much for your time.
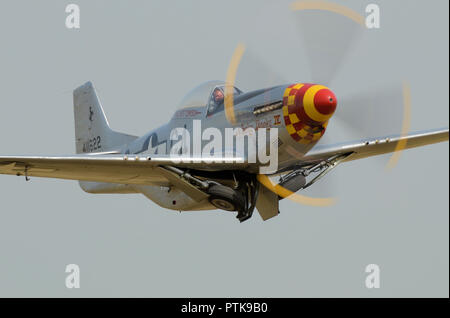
[0,80,448,222]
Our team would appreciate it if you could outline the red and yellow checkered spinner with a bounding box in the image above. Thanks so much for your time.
[282,83,337,144]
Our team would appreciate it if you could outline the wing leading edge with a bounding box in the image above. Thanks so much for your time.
[300,128,449,165]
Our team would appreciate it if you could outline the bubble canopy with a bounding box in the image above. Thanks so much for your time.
[177,81,243,113]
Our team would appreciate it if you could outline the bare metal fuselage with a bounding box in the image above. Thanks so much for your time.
[81,84,320,211]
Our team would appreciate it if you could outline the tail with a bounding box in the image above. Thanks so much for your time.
[73,81,137,154]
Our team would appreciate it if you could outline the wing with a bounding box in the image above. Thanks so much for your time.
[300,128,449,165]
[1,128,448,184]
[0,154,248,185]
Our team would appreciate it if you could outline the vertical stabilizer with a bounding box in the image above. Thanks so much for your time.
[73,81,137,153]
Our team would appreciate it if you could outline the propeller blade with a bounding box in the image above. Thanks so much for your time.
[334,83,405,139]
[235,48,287,90]
[293,9,364,86]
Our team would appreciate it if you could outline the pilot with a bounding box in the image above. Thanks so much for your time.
[208,88,224,116]
[213,88,224,104]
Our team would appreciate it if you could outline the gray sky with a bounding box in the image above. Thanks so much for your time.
[0,0,448,297]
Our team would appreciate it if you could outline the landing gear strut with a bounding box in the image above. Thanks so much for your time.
[278,153,351,197]
[235,174,259,222]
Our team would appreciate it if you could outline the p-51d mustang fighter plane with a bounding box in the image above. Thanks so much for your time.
[0,81,448,222]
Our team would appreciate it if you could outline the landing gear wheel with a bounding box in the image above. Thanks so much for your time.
[207,184,246,212]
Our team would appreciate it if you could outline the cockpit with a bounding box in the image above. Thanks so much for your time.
[175,81,243,119]
[206,85,243,117]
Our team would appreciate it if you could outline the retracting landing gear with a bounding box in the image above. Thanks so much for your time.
[235,175,259,223]
[207,174,259,223]
[207,184,245,212]
[161,166,260,223]
[278,153,351,197]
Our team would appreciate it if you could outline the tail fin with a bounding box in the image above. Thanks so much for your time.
[73,82,137,154]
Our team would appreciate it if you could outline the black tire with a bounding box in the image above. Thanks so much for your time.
[207,184,246,212]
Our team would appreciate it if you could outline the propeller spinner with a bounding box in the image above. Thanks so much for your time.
[282,83,337,144]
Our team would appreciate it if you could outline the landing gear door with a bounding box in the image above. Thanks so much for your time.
[255,183,279,221]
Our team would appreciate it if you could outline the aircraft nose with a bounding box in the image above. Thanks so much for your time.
[282,83,337,144]
[299,84,337,125]
[313,88,337,118]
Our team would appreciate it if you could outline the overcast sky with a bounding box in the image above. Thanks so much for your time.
[0,0,448,297]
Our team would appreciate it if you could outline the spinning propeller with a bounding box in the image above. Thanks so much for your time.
[228,1,410,206]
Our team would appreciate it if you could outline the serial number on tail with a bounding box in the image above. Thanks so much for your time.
[82,136,102,153]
